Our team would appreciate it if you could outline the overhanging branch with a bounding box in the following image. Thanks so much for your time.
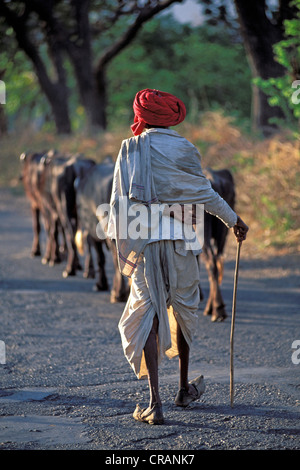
[95,0,183,71]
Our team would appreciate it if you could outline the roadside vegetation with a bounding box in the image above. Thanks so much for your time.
[1,110,299,258]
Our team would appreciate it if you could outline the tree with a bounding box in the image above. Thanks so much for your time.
[0,0,183,134]
[197,0,299,134]
[254,0,300,127]
[233,0,298,135]
[106,17,252,126]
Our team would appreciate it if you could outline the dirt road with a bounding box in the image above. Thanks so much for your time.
[0,188,299,452]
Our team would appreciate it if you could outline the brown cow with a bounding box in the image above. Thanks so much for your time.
[20,151,56,260]
[21,150,96,276]
[39,151,96,277]
[200,167,236,322]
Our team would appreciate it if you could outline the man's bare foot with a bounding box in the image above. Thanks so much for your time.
[174,376,205,407]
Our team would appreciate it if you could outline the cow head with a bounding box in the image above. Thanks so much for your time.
[40,149,58,167]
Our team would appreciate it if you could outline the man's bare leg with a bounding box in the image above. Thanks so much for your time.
[133,315,164,424]
[177,323,197,397]
[143,315,162,408]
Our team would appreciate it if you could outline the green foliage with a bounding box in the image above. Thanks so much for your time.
[253,0,300,125]
[106,16,252,128]
[0,49,50,129]
[0,47,88,133]
[0,8,252,133]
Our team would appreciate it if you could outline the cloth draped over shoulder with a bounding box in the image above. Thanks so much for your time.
[107,131,159,277]
[107,128,237,278]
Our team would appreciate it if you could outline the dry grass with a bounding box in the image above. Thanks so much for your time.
[1,111,299,258]
[0,128,130,187]
[181,112,300,258]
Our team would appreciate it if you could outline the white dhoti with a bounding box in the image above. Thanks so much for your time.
[118,240,201,379]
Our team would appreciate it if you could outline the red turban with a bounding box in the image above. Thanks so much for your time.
[131,88,186,136]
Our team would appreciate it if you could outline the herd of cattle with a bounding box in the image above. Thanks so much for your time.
[20,150,235,322]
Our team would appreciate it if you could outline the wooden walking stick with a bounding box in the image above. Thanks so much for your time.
[230,240,242,408]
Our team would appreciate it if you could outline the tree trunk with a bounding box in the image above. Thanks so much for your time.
[65,0,106,131]
[28,53,71,134]
[94,67,107,130]
[66,50,105,131]
[0,105,7,137]
[234,0,286,136]
[45,41,71,134]
[49,86,71,134]
[82,78,106,132]
[71,58,106,131]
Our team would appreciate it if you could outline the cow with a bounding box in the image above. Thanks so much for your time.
[200,167,236,322]
[20,150,56,260]
[21,150,96,276]
[39,151,96,277]
[75,158,129,302]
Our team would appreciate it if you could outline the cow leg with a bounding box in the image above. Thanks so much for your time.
[58,222,68,258]
[60,194,82,278]
[91,239,109,291]
[71,217,82,272]
[31,207,41,257]
[83,234,95,279]
[202,246,227,322]
[202,247,214,316]
[58,205,78,277]
[107,240,129,303]
[62,231,77,277]
[62,233,82,276]
[216,255,224,285]
[49,219,62,266]
[214,221,228,285]
[74,247,82,271]
[42,225,52,264]
[197,255,205,302]
[83,252,95,279]
[42,219,53,264]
